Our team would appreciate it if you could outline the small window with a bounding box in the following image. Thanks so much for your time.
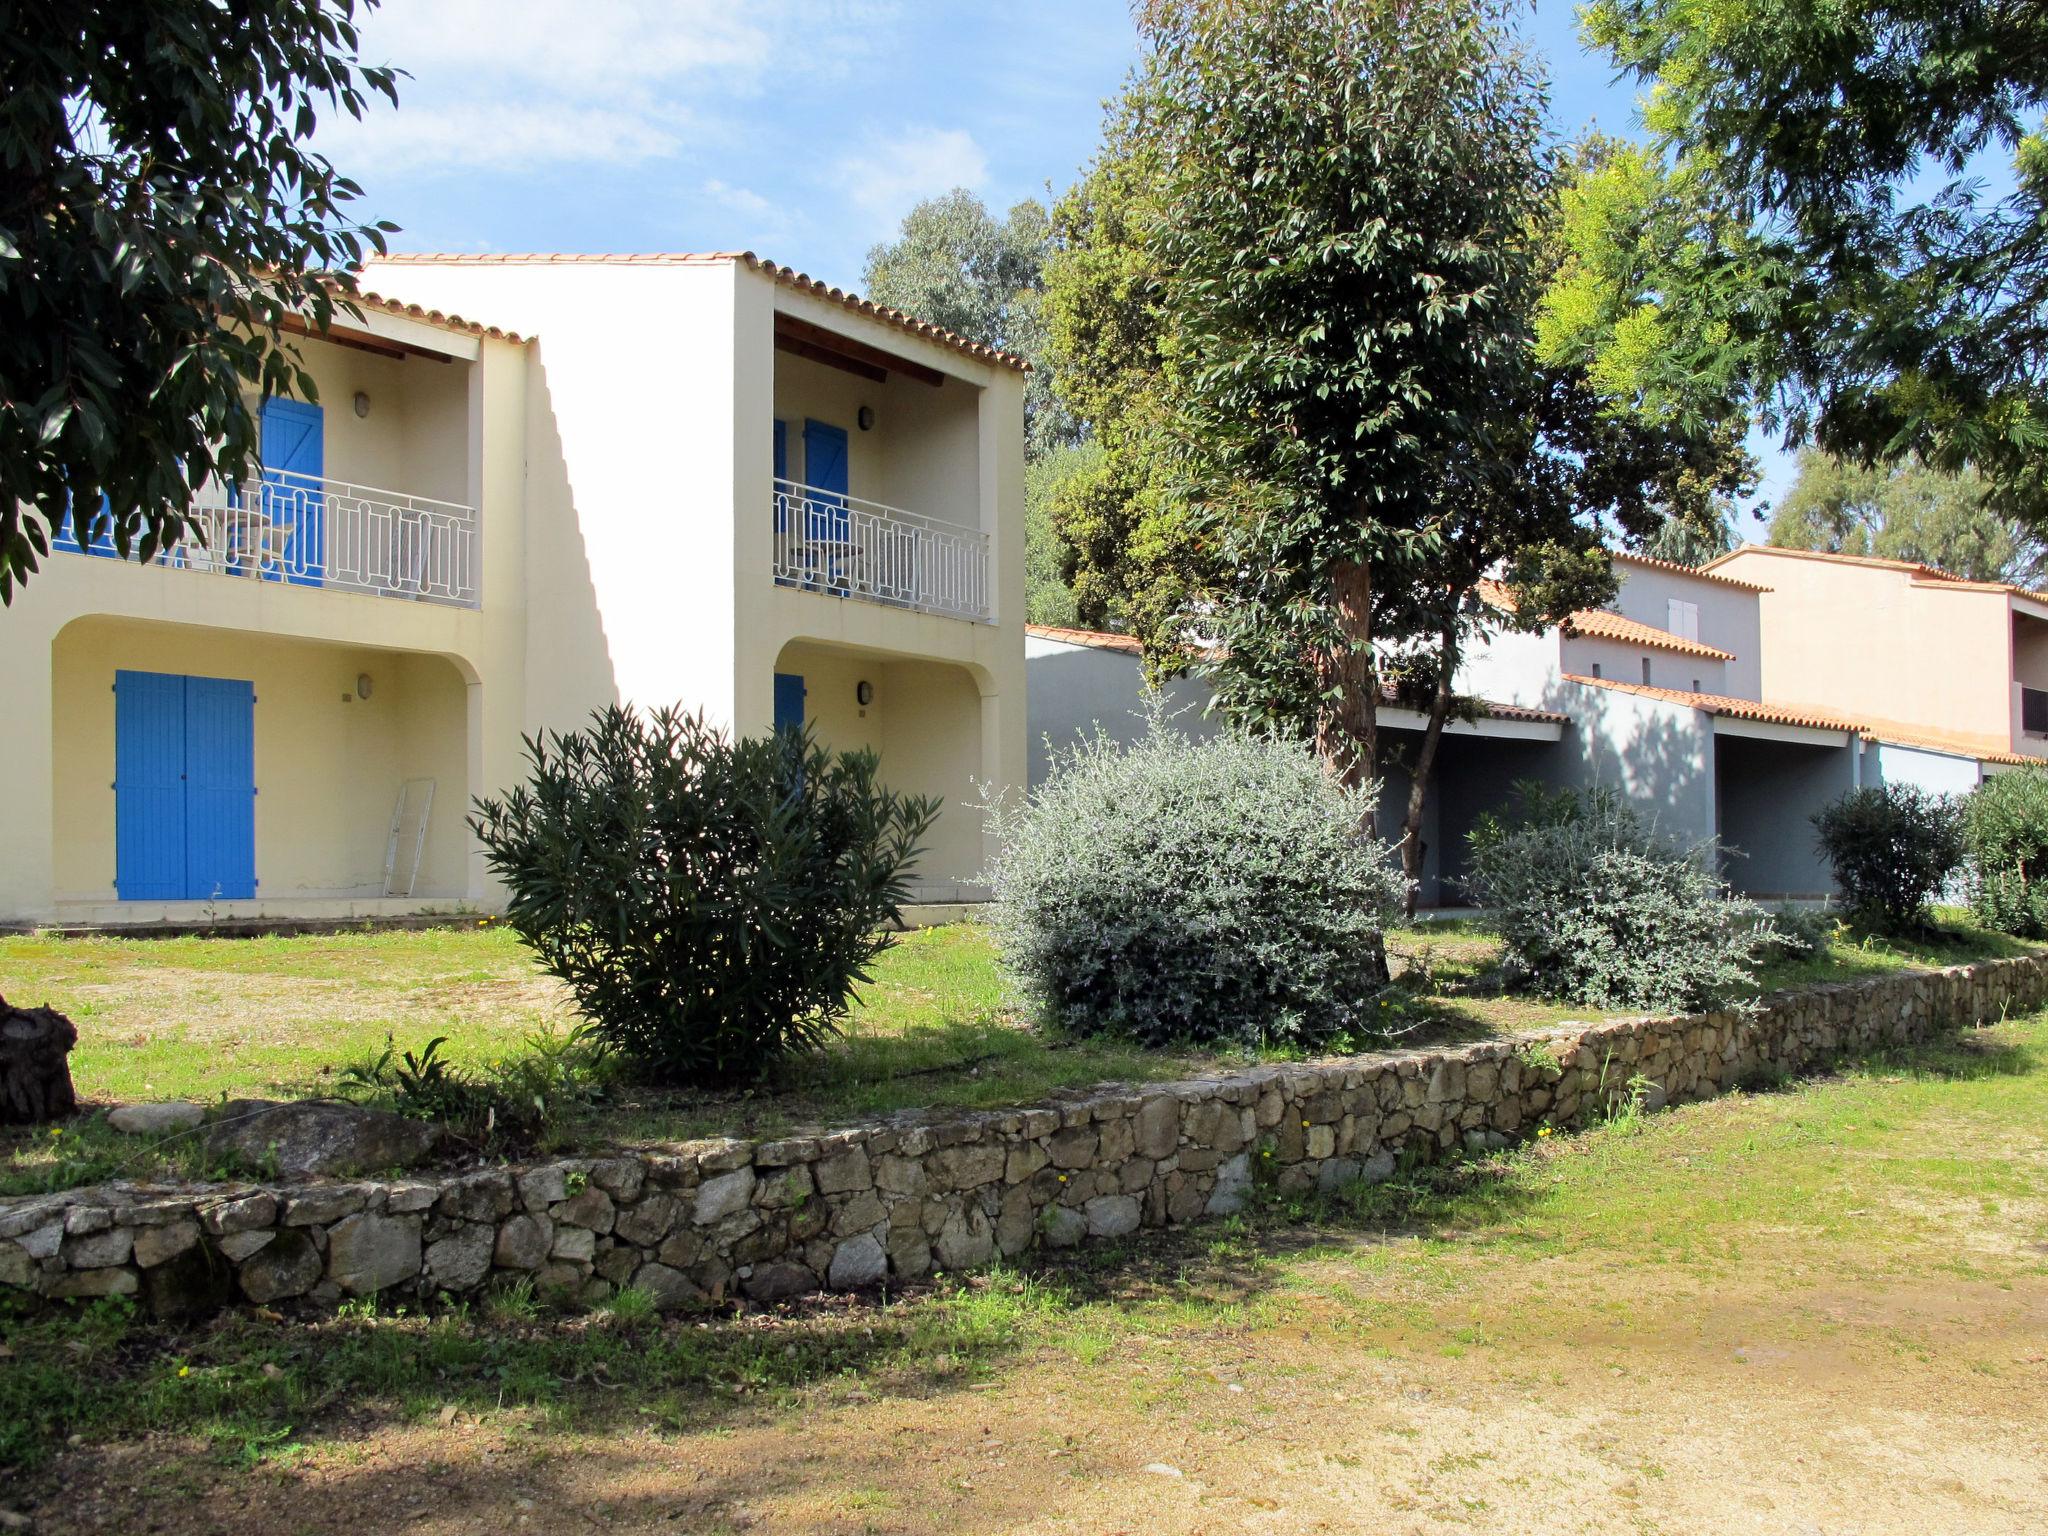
[1591,662,1603,679]
[1642,656,1653,685]
[1667,597,1700,641]
[1692,677,1703,693]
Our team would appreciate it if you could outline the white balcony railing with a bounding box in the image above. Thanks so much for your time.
[58,469,480,608]
[772,477,990,623]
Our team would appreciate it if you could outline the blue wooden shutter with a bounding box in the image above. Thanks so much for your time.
[115,671,189,900]
[183,676,257,899]
[773,672,806,733]
[260,397,325,586]
[55,494,119,557]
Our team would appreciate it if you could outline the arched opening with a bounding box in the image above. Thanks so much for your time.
[772,638,992,903]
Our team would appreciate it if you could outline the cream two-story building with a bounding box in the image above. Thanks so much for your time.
[1,253,1027,926]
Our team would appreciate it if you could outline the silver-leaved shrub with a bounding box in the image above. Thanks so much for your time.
[983,721,1407,1049]
[1464,790,1771,1012]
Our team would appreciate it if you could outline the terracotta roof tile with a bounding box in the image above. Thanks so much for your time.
[371,251,1028,372]
[1563,674,1863,734]
[1026,623,1143,655]
[1612,550,1770,591]
[1563,607,1736,661]
[341,285,527,343]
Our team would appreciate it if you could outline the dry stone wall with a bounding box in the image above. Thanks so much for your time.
[7,955,2045,1318]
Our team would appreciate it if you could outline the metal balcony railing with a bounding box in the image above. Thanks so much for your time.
[772,477,990,623]
[58,469,480,609]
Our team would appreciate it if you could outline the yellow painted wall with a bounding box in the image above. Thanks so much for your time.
[49,618,470,902]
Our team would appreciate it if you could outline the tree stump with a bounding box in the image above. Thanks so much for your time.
[0,993,79,1124]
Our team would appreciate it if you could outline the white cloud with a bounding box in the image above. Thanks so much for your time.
[703,179,776,220]
[321,0,881,177]
[836,127,990,237]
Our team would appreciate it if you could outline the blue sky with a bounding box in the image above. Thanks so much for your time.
[325,0,1787,518]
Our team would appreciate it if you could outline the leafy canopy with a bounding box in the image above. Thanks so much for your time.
[0,0,399,600]
[1768,449,2045,587]
[1543,0,2048,520]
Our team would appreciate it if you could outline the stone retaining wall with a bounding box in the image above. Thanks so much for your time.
[7,955,2045,1319]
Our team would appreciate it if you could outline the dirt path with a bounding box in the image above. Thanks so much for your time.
[29,1255,2047,1536]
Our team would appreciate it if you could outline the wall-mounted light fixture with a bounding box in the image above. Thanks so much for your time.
[856,680,874,707]
[856,405,875,432]
[353,390,371,419]
[356,672,374,700]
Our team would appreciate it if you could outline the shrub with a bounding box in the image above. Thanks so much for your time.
[338,1023,617,1152]
[471,706,940,1086]
[1810,784,1966,932]
[1963,766,2048,936]
[983,721,1407,1050]
[1463,787,1771,1011]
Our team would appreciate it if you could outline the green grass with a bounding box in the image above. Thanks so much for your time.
[1,911,2036,1196]
[3,1002,2043,1478]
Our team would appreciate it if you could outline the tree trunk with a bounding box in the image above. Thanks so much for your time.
[1317,551,1378,793]
[1399,622,1461,920]
[0,995,78,1125]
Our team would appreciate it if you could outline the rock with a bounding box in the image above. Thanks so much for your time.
[0,1507,35,1533]
[927,1143,1005,1192]
[63,1227,134,1268]
[217,1229,276,1262]
[281,1187,368,1226]
[0,1242,32,1289]
[437,1170,516,1222]
[206,1099,440,1178]
[107,1101,204,1135]
[1048,1126,1097,1169]
[47,1266,137,1299]
[827,1233,887,1289]
[1084,1194,1141,1238]
[1205,1152,1253,1216]
[740,1261,816,1302]
[424,1225,495,1291]
[550,1225,597,1263]
[141,1242,232,1320]
[18,1223,63,1261]
[1040,1204,1086,1249]
[630,1262,703,1312]
[1133,1095,1180,1160]
[613,1193,676,1247]
[64,1205,111,1235]
[693,1168,756,1224]
[493,1214,552,1271]
[813,1146,872,1195]
[1142,1463,1183,1479]
[238,1228,323,1302]
[325,1213,421,1296]
[886,1228,932,1278]
[1359,1148,1397,1183]
[204,1192,277,1235]
[131,1218,201,1269]
[934,1205,993,1270]
[551,1187,615,1232]
[517,1165,569,1208]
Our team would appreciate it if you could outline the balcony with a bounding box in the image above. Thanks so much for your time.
[772,478,990,623]
[58,470,480,609]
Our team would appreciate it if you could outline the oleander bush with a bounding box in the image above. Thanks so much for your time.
[1811,784,1966,933]
[984,720,1408,1049]
[472,705,940,1086]
[1963,766,2048,937]
[1464,785,1772,1011]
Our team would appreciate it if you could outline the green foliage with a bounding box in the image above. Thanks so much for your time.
[1963,768,2048,936]
[1022,442,1088,626]
[0,0,400,600]
[1769,451,2043,586]
[1548,1,2048,521]
[338,1024,616,1152]
[862,188,1074,456]
[1464,786,1771,1011]
[1811,785,1967,933]
[470,706,940,1086]
[1046,1,1752,796]
[983,718,1407,1050]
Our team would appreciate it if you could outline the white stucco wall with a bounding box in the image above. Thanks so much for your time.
[1608,563,1764,700]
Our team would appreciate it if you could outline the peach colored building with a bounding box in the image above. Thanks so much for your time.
[1705,544,2048,767]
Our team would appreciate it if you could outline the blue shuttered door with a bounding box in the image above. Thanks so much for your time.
[114,672,189,901]
[183,677,257,899]
[260,397,324,586]
[55,495,119,557]
[773,673,807,734]
[114,671,257,900]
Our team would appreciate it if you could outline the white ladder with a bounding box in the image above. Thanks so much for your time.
[381,778,436,898]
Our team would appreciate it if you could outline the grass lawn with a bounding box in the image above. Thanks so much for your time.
[1,911,2037,1196]
[3,998,2044,1530]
